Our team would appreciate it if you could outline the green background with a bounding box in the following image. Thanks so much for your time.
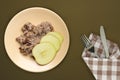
[0,0,120,80]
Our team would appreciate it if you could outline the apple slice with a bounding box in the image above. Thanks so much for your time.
[47,32,64,44]
[40,35,60,51]
[32,42,56,65]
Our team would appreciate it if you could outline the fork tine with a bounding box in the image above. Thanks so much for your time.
[83,34,90,46]
[82,35,88,46]
[81,34,92,48]
[83,34,91,45]
[84,34,89,42]
[81,34,87,48]
[81,35,85,47]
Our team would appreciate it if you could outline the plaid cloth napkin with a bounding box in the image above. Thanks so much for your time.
[82,33,120,80]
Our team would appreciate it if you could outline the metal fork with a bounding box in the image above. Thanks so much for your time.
[81,34,94,52]
[81,34,99,58]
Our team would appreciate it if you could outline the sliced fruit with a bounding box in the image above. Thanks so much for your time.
[40,34,60,51]
[47,32,64,44]
[32,42,56,65]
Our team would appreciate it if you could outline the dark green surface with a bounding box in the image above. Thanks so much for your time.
[0,0,120,80]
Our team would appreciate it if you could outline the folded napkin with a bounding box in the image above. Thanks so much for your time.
[82,33,120,80]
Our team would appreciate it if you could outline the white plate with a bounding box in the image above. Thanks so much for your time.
[4,7,70,72]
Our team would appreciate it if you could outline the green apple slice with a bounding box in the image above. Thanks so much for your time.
[32,42,56,65]
[47,32,64,44]
[40,35,60,51]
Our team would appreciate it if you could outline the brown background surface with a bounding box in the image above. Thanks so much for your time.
[0,0,120,80]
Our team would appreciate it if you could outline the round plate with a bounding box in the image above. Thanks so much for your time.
[4,7,70,72]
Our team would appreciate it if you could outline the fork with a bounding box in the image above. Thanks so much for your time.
[81,34,99,58]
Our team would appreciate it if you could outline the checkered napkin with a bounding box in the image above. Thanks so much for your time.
[82,33,120,80]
